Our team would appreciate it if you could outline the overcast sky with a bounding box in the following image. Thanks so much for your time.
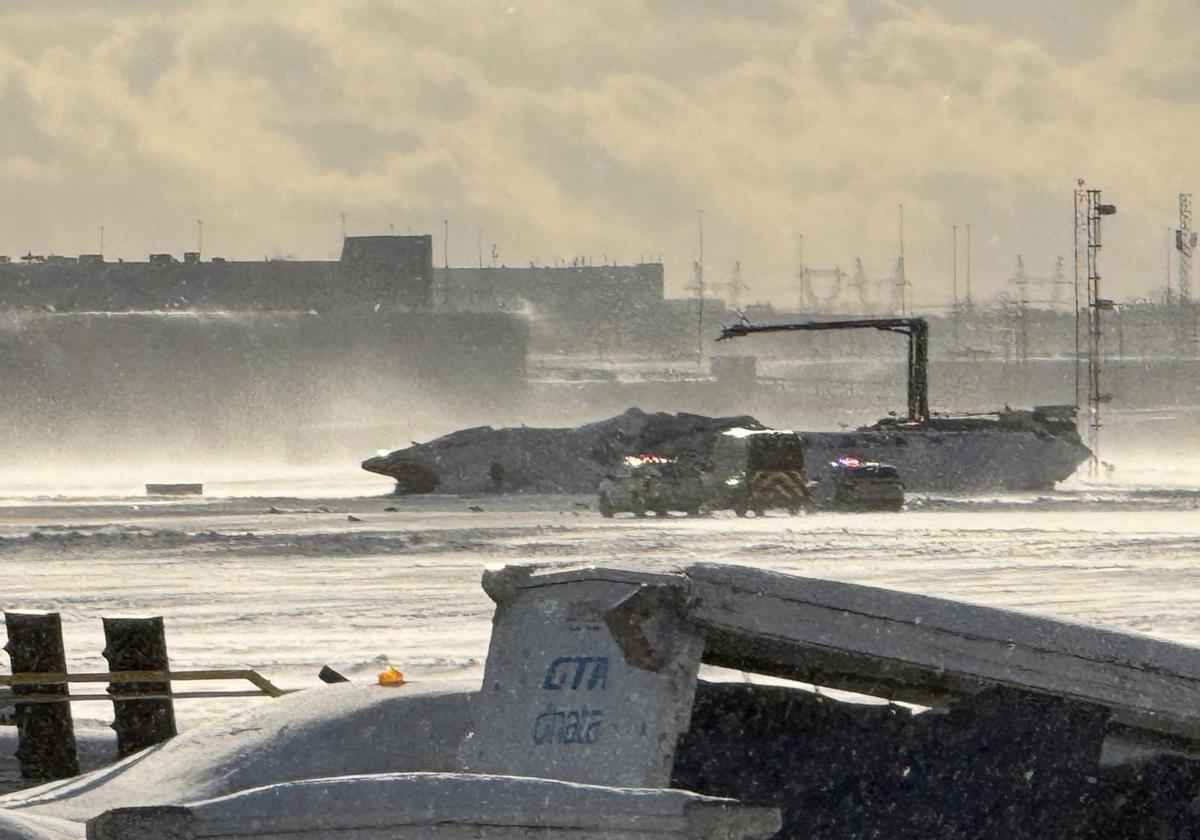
[0,0,1195,308]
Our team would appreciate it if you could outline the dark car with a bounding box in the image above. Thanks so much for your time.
[823,456,905,511]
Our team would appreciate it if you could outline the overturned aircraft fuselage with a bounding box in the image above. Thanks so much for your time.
[6,562,1200,839]
[362,407,1089,496]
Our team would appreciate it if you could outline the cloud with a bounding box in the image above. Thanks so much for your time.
[0,0,1195,304]
[0,72,55,165]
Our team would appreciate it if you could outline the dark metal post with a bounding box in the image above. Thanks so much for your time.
[4,612,79,780]
[103,617,177,757]
[910,319,930,422]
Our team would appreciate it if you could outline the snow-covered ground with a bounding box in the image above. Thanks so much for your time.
[0,465,1199,733]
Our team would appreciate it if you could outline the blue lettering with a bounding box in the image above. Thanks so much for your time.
[541,656,609,691]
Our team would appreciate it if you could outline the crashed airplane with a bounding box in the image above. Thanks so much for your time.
[4,563,1200,838]
[363,405,1088,499]
[365,316,1090,500]
[361,409,766,496]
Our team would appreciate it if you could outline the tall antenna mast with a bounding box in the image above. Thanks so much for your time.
[965,223,973,305]
[1178,193,1194,303]
[1011,255,1029,363]
[196,219,203,257]
[340,213,347,240]
[898,204,907,316]
[951,224,959,307]
[443,219,449,269]
[797,232,811,311]
[696,208,705,363]
[99,225,104,258]
[1166,226,1174,306]
[1073,182,1086,415]
[1085,188,1117,478]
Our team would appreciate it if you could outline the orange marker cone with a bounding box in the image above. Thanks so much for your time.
[377,665,406,686]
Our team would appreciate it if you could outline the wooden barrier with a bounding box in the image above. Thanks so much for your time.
[103,617,177,758]
[0,669,290,702]
[2,615,289,781]
[3,612,79,781]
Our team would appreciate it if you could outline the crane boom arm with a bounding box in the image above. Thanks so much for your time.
[717,317,930,423]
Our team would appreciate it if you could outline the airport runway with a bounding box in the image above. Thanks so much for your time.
[0,476,1199,729]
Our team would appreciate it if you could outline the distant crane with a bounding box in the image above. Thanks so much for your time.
[848,258,870,313]
[796,233,848,312]
[693,210,705,362]
[726,260,751,310]
[886,258,906,315]
[1051,256,1070,306]
[801,266,847,312]
[1010,255,1030,305]
[897,204,909,316]
[1002,255,1070,310]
